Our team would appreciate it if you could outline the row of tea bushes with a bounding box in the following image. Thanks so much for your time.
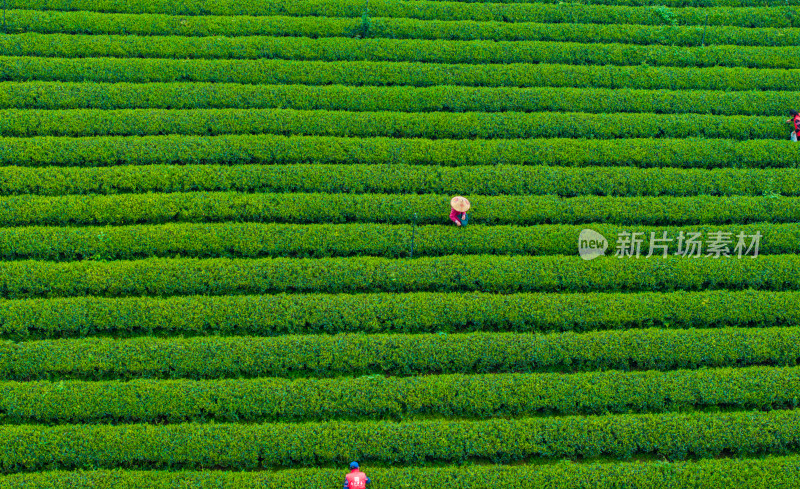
[5,33,799,69]
[0,108,787,139]
[4,57,798,90]
[10,10,799,46]
[9,0,796,27]
[3,327,799,380]
[1,289,796,339]
[2,82,796,115]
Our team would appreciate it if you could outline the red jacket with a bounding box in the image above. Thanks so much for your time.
[793,114,800,132]
[450,208,466,224]
[345,470,370,489]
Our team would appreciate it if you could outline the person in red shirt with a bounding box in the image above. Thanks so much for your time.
[787,109,800,142]
[449,196,471,227]
[344,462,371,489]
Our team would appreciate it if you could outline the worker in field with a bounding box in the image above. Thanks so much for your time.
[788,109,800,142]
[344,462,371,488]
[450,196,470,227]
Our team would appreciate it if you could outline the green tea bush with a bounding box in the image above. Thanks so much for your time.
[1,289,797,339]
[0,222,794,261]
[2,134,798,168]
[2,82,794,116]
[0,254,797,299]
[10,9,798,43]
[4,33,798,69]
[1,410,800,471]
[8,0,796,27]
[1,192,796,226]
[4,459,800,489]
[2,327,798,380]
[0,366,797,423]
[3,164,799,197]
[2,57,796,90]
[0,108,786,139]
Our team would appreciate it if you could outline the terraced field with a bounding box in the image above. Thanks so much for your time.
[1,0,800,487]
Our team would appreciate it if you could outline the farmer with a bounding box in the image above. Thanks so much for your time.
[450,196,470,227]
[344,462,371,489]
[788,109,800,142]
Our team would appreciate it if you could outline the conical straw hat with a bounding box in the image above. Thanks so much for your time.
[450,196,471,212]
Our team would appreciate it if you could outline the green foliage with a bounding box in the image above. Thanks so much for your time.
[351,9,373,38]
[2,327,800,380]
[0,222,793,262]
[3,164,799,197]
[0,108,788,140]
[1,82,795,116]
[0,254,796,299]
[11,9,800,47]
[3,0,799,480]
[0,457,796,489]
[0,366,798,423]
[1,289,798,339]
[3,33,798,69]
[1,409,800,471]
[0,191,797,227]
[2,459,800,488]
[7,0,797,27]
[653,5,678,24]
[1,134,799,169]
[1,56,797,90]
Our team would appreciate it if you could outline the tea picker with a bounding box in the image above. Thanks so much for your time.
[344,462,371,488]
[787,109,800,142]
[449,196,470,227]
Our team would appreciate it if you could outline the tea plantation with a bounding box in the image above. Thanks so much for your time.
[0,0,799,487]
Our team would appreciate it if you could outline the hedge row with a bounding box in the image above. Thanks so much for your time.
[4,327,800,380]
[4,459,800,489]
[2,366,799,424]
[1,223,795,262]
[3,135,799,169]
[5,165,800,198]
[408,0,793,6]
[2,192,796,227]
[3,82,796,116]
[0,255,797,299]
[11,10,800,46]
[3,57,797,91]
[2,289,798,339]
[0,108,787,140]
[6,33,799,70]
[2,410,800,471]
[9,0,796,27]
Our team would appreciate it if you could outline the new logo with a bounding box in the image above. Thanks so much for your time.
[578,229,608,261]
